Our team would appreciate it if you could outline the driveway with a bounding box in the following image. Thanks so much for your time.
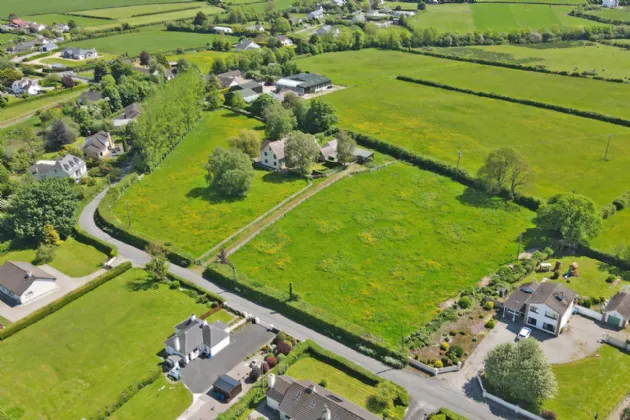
[179,323,274,394]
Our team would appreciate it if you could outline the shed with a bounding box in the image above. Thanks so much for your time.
[213,375,242,402]
[603,291,630,328]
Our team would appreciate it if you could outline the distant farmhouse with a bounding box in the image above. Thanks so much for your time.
[276,73,332,96]
[214,26,233,34]
[602,0,619,7]
[30,154,87,182]
[0,261,57,305]
[6,40,36,53]
[276,35,293,46]
[228,80,263,103]
[62,47,97,60]
[246,24,265,33]
[307,7,325,19]
[208,70,243,89]
[234,39,261,52]
[316,25,340,37]
[259,139,286,170]
[39,42,58,52]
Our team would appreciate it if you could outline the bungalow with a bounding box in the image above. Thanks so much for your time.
[62,47,97,60]
[30,154,87,182]
[39,42,58,52]
[29,23,47,33]
[6,41,36,53]
[316,25,340,37]
[276,35,293,46]
[319,139,374,163]
[234,39,261,52]
[209,70,243,89]
[602,290,630,328]
[164,315,230,364]
[502,281,576,336]
[307,7,325,19]
[275,73,332,95]
[78,90,102,105]
[259,140,286,170]
[12,78,41,95]
[266,374,381,420]
[83,131,116,159]
[246,24,265,33]
[0,262,57,305]
[214,26,233,34]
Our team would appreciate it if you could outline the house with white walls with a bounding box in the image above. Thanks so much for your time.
[0,261,57,305]
[12,78,41,95]
[30,154,87,182]
[259,140,286,170]
[164,315,230,364]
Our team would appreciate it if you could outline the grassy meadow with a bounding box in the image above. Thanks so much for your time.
[408,3,596,33]
[592,210,630,254]
[1,87,88,127]
[24,13,110,27]
[65,25,235,55]
[166,50,235,73]
[77,2,204,18]
[111,110,309,257]
[543,345,630,420]
[230,163,534,344]
[585,7,630,23]
[434,42,630,80]
[0,268,221,419]
[4,0,194,15]
[85,5,225,30]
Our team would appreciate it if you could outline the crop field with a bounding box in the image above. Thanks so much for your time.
[65,25,236,56]
[229,163,534,344]
[584,7,630,22]
[111,110,308,257]
[434,42,630,80]
[592,211,630,254]
[0,268,231,419]
[76,2,203,18]
[166,50,235,73]
[408,4,596,33]
[24,13,110,27]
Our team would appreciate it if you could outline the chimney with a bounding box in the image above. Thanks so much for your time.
[307,384,317,394]
[322,405,331,420]
[174,336,180,352]
[268,373,276,390]
[190,314,197,322]
[24,271,32,279]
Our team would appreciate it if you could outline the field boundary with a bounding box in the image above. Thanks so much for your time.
[396,75,630,128]
[474,1,586,4]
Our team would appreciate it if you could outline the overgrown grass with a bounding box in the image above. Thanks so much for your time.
[230,163,534,344]
[592,210,630,254]
[543,345,630,420]
[0,268,214,419]
[0,87,88,127]
[165,50,235,73]
[111,110,308,257]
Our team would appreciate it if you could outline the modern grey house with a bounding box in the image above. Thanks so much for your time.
[0,261,57,305]
[30,154,87,182]
[275,73,332,96]
[62,47,97,60]
[164,315,230,365]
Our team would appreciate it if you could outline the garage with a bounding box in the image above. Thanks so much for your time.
[607,315,622,327]
[603,290,630,330]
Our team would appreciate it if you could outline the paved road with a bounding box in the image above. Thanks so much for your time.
[79,190,506,420]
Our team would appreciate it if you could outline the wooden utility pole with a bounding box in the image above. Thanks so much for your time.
[457,151,462,172]
[126,200,131,227]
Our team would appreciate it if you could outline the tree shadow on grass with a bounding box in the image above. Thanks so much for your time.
[126,275,162,291]
[261,171,303,185]
[186,184,246,205]
[456,187,512,211]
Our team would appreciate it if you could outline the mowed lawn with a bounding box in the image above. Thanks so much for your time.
[230,163,534,343]
[592,210,630,254]
[166,50,235,73]
[0,268,212,419]
[408,3,596,33]
[109,376,192,420]
[306,77,630,204]
[112,110,308,257]
[65,25,235,55]
[543,345,630,419]
[435,42,630,81]
[2,0,194,15]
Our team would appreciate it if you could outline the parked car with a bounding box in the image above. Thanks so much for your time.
[517,327,531,341]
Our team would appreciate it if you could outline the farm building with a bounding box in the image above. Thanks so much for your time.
[30,154,87,182]
[276,73,332,95]
[502,281,576,336]
[0,262,57,305]
[214,26,233,34]
[266,374,381,420]
[602,290,630,328]
[164,315,230,364]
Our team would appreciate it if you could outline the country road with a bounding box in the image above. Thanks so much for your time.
[80,189,509,420]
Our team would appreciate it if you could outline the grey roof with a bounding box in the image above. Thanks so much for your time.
[165,316,229,355]
[282,73,331,89]
[268,376,381,420]
[83,131,111,152]
[604,292,630,320]
[234,88,260,103]
[42,42,58,50]
[353,147,373,159]
[63,47,96,57]
[213,375,241,393]
[262,140,286,160]
[218,70,242,79]
[504,281,576,316]
[79,91,102,103]
[503,281,539,313]
[123,103,141,119]
[30,154,86,177]
[0,261,56,296]
[231,80,262,92]
[9,41,36,52]
[235,39,260,51]
[320,139,338,161]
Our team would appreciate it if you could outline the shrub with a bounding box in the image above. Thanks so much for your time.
[440,342,449,351]
[485,319,496,329]
[382,356,406,369]
[541,409,558,420]
[265,355,278,367]
[472,336,478,342]
[319,378,328,388]
[449,330,457,336]
[551,271,560,280]
[434,360,443,368]
[35,244,56,264]
[169,280,180,289]
[457,296,472,309]
[449,344,464,358]
[261,361,269,373]
[459,330,465,335]
[484,301,494,310]
[580,298,593,308]
[277,341,292,355]
[275,331,287,343]
[606,275,616,283]
[601,203,617,219]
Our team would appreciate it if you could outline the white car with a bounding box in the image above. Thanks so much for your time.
[517,327,531,341]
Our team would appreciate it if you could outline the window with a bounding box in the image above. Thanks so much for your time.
[527,317,537,326]
[529,306,539,314]
[264,152,268,156]
[543,322,556,333]
[273,154,277,159]
[265,159,268,164]
[310,399,316,408]
[545,311,558,320]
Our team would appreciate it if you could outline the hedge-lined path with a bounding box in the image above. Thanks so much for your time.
[80,189,506,420]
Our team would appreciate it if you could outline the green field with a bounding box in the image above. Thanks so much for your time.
[65,25,236,55]
[543,345,630,420]
[592,210,630,254]
[111,110,309,257]
[0,87,88,127]
[3,0,195,16]
[230,163,534,343]
[0,268,226,419]
[24,13,110,27]
[87,5,225,30]
[383,1,419,10]
[166,50,235,73]
[0,33,33,44]
[434,42,630,80]
[585,7,630,22]
[39,53,119,68]
[76,2,203,18]
[408,3,596,33]
[476,0,586,3]
[109,376,192,420]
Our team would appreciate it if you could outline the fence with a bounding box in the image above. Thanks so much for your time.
[574,305,603,321]
[477,376,545,420]
[408,358,461,376]
[603,334,630,352]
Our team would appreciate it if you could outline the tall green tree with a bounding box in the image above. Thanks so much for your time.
[93,61,110,83]
[263,102,296,140]
[249,93,275,117]
[193,11,209,26]
[477,147,532,199]
[45,119,77,151]
[336,129,357,164]
[7,178,82,240]
[536,193,602,246]
[139,50,150,66]
[272,17,291,34]
[303,99,338,133]
[228,129,261,158]
[206,147,255,196]
[284,131,319,175]
[145,243,168,281]
[485,339,557,409]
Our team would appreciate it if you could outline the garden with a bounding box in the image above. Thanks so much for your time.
[227,163,533,345]
[0,268,231,419]
[109,110,309,257]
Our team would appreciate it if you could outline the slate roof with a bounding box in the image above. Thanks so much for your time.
[267,376,381,420]
[235,39,260,51]
[261,139,286,160]
[503,281,575,316]
[79,91,102,103]
[320,139,338,161]
[83,131,112,152]
[604,292,630,320]
[0,261,56,296]
[233,88,260,103]
[63,47,97,57]
[30,154,86,178]
[213,375,241,393]
[280,73,331,89]
[123,103,141,119]
[165,316,229,355]
[9,41,36,53]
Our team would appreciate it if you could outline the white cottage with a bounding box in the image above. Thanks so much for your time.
[164,315,230,364]
[602,0,619,7]
[0,261,57,305]
[30,154,87,182]
[259,140,286,170]
[12,78,41,95]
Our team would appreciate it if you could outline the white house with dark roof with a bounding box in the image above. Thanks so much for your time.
[246,24,265,33]
[276,35,293,46]
[30,154,87,182]
[39,42,58,52]
[259,140,286,170]
[164,314,230,364]
[307,7,325,19]
[62,47,97,60]
[0,261,57,305]
[214,26,233,34]
[12,78,41,95]
[266,374,381,420]
[602,0,619,7]
[83,131,116,159]
[234,39,261,52]
[316,25,340,37]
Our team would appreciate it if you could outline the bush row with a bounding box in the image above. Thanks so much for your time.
[166,272,225,304]
[89,367,161,420]
[397,75,630,128]
[95,174,195,267]
[569,10,628,26]
[0,262,132,340]
[613,191,630,210]
[407,48,628,84]
[598,39,630,50]
[579,244,630,271]
[3,85,89,109]
[331,127,542,211]
[203,264,408,367]
[73,225,118,257]
[431,407,470,420]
